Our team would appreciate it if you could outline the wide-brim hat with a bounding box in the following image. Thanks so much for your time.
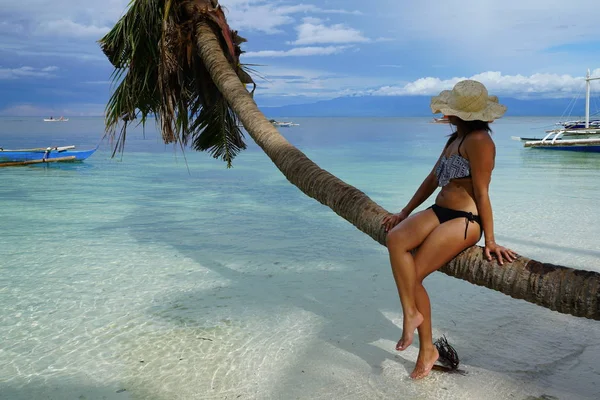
[430,80,506,121]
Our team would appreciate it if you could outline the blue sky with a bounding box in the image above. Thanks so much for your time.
[0,0,599,115]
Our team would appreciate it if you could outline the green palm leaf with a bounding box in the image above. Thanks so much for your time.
[98,0,254,167]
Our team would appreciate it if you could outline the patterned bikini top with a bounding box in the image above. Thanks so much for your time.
[435,135,471,187]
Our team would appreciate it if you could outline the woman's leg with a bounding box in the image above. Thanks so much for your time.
[386,209,440,351]
[409,218,481,379]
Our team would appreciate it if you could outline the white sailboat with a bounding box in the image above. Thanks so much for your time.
[43,116,69,122]
[519,69,600,152]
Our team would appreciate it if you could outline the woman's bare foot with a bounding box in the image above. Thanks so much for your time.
[396,311,424,351]
[410,346,439,379]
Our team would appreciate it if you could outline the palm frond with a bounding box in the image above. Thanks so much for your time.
[98,0,255,167]
[190,97,246,168]
[99,0,163,138]
[434,335,460,370]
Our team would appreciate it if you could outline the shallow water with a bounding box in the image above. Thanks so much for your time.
[0,116,599,399]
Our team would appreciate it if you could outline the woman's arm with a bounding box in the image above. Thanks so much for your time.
[401,172,438,214]
[382,156,442,232]
[465,132,516,264]
[403,148,447,214]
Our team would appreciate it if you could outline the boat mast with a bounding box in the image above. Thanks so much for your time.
[585,68,600,129]
[586,69,591,128]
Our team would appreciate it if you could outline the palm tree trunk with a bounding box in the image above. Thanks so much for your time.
[192,21,600,321]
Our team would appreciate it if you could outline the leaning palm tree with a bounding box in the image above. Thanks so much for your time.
[99,0,600,320]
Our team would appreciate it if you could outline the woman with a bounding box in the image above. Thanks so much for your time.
[381,80,517,380]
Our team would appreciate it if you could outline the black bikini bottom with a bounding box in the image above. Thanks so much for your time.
[428,204,482,240]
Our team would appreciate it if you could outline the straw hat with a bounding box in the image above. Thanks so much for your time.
[430,80,506,121]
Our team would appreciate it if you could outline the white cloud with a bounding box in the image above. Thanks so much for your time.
[319,9,363,16]
[291,19,369,45]
[370,70,600,98]
[36,19,111,37]
[0,103,106,117]
[0,66,59,80]
[0,21,25,35]
[244,46,350,58]
[2,0,597,105]
[221,0,362,33]
[374,37,394,43]
[2,1,129,32]
[7,48,107,61]
[0,104,51,117]
[1,0,129,22]
[249,68,600,101]
[225,5,294,34]
[384,0,599,57]
[248,66,393,100]
[1,0,130,61]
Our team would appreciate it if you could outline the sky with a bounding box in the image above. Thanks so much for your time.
[0,0,599,115]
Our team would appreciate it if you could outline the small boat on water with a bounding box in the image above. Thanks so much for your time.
[517,69,600,152]
[555,119,600,129]
[511,136,563,142]
[523,137,600,152]
[269,119,299,127]
[431,116,450,124]
[43,116,69,122]
[0,146,96,167]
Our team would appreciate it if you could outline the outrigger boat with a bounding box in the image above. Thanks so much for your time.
[523,137,600,152]
[0,146,96,167]
[269,119,299,127]
[43,116,69,122]
[517,69,600,152]
[555,119,600,129]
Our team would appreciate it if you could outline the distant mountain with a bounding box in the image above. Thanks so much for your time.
[261,96,585,118]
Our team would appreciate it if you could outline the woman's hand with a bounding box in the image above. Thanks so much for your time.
[484,241,517,265]
[382,210,410,232]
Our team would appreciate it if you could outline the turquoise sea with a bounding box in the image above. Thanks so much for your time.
[1,116,599,399]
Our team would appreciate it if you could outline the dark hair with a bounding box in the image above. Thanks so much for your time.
[445,118,492,149]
